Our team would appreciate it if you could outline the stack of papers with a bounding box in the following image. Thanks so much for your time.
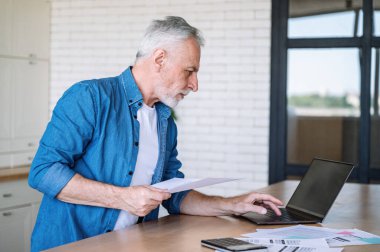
[236,225,380,252]
[238,238,340,252]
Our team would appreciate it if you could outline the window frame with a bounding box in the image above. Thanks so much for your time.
[269,0,380,184]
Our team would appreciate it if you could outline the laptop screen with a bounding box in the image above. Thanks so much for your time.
[287,159,354,219]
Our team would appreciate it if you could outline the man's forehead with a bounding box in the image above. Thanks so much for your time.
[169,38,200,68]
[181,37,200,51]
[186,39,201,67]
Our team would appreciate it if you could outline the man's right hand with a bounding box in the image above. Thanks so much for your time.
[56,174,171,217]
[116,185,171,216]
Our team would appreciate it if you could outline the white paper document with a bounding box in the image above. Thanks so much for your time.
[243,225,339,239]
[242,224,380,248]
[326,228,380,247]
[216,245,342,252]
[238,237,329,247]
[265,245,343,252]
[237,237,343,252]
[152,177,238,193]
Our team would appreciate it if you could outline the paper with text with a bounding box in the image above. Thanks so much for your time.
[326,229,380,247]
[265,246,343,252]
[239,237,329,247]
[242,225,380,248]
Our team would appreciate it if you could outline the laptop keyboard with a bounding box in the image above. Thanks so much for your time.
[266,208,307,221]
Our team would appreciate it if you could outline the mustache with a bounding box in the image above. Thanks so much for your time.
[180,89,191,96]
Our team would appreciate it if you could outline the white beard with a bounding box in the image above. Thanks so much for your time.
[160,94,179,108]
[156,86,191,108]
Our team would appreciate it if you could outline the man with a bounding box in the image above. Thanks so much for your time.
[28,16,282,251]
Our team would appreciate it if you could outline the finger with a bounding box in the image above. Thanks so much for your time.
[230,203,266,216]
[145,199,162,209]
[134,199,163,215]
[147,189,171,202]
[254,194,283,206]
[135,205,159,216]
[249,204,268,215]
[142,185,171,197]
[145,185,171,193]
[262,200,282,216]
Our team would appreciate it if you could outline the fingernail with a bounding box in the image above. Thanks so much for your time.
[261,208,267,214]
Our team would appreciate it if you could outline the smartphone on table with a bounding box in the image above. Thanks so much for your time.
[201,237,268,252]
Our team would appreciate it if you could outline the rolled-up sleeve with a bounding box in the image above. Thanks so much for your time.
[28,83,96,198]
[161,120,191,214]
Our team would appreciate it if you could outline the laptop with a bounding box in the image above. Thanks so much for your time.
[242,158,354,225]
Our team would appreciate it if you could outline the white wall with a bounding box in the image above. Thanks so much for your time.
[50,0,272,196]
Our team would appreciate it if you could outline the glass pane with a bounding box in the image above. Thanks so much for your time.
[375,0,380,36]
[289,0,363,38]
[371,48,380,169]
[287,49,360,166]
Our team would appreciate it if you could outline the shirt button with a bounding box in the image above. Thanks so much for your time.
[133,115,137,119]
[129,99,132,103]
[138,102,142,106]
[135,142,139,146]
[128,171,134,176]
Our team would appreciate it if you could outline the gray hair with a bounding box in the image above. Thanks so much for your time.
[135,16,205,61]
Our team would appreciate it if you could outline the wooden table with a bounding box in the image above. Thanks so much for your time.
[46,181,380,252]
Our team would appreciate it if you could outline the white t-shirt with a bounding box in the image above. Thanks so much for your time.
[113,103,159,230]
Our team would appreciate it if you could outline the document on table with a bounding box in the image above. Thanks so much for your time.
[326,229,380,247]
[237,237,343,252]
[242,224,380,248]
[216,249,342,252]
[233,237,342,252]
[242,225,339,239]
[238,237,329,247]
[264,246,342,252]
[152,177,238,193]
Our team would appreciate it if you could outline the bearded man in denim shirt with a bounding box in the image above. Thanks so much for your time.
[28,16,283,251]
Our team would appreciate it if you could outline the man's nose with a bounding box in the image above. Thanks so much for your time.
[189,73,198,92]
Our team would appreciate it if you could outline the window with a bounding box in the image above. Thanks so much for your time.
[374,1,380,35]
[371,48,380,170]
[289,11,362,38]
[270,0,380,183]
[287,49,360,166]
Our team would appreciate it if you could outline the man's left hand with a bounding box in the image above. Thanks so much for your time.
[225,192,283,216]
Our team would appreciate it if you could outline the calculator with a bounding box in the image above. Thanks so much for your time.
[201,237,268,252]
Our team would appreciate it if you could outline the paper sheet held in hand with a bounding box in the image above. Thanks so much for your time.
[152,177,238,193]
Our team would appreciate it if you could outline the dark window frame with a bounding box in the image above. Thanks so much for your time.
[269,0,380,184]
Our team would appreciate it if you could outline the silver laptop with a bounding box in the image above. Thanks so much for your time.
[242,158,354,225]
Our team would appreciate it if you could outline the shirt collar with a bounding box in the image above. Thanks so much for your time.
[119,66,172,119]
[155,102,172,119]
[119,66,143,106]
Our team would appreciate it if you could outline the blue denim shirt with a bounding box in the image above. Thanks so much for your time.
[28,67,190,252]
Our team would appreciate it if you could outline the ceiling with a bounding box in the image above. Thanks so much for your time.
[290,0,380,18]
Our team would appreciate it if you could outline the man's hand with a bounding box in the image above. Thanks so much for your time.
[116,185,171,216]
[225,192,283,216]
[57,174,171,217]
[180,190,283,217]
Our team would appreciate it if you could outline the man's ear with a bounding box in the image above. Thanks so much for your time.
[153,49,166,72]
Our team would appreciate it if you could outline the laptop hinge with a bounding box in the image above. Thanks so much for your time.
[287,206,323,222]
